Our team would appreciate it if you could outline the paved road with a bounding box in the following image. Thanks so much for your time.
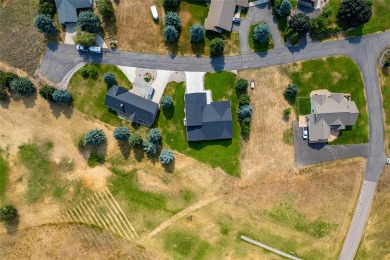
[39,31,390,259]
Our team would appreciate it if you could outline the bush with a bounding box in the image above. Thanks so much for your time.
[113,126,131,141]
[52,89,72,104]
[84,129,106,147]
[129,133,143,147]
[210,37,224,56]
[0,72,18,87]
[163,0,181,8]
[235,78,248,92]
[164,25,178,42]
[310,16,331,38]
[74,31,95,48]
[88,151,105,167]
[238,94,251,106]
[275,0,292,16]
[147,128,162,144]
[284,83,299,97]
[338,0,372,28]
[237,105,253,119]
[103,72,116,86]
[283,108,291,117]
[241,123,251,136]
[241,116,252,126]
[39,85,56,101]
[190,24,205,42]
[253,23,271,43]
[0,88,8,100]
[0,205,18,222]
[78,11,101,33]
[288,13,311,36]
[10,77,35,95]
[80,67,89,78]
[34,14,57,35]
[159,149,175,165]
[287,31,299,45]
[160,95,174,109]
[143,141,157,156]
[96,0,115,21]
[164,11,181,30]
[39,2,56,17]
[88,66,99,79]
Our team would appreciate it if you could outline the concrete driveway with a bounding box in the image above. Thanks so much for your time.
[64,23,77,45]
[185,72,205,93]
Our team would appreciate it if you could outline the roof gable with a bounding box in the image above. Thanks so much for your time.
[55,0,92,24]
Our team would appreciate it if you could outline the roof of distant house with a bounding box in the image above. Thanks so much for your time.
[55,0,92,24]
[185,92,233,141]
[105,85,159,127]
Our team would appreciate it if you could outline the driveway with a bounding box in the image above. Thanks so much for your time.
[185,72,205,93]
[293,122,368,166]
[64,23,77,45]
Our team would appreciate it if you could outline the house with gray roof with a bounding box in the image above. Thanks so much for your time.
[55,0,93,24]
[105,85,159,127]
[204,0,249,32]
[184,92,233,141]
[305,90,359,143]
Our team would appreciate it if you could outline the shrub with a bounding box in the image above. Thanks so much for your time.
[0,72,17,87]
[128,133,143,147]
[39,2,56,17]
[253,23,271,43]
[147,128,162,144]
[384,57,390,67]
[159,149,175,165]
[284,83,299,97]
[80,67,89,78]
[275,0,292,16]
[283,108,291,117]
[143,141,157,156]
[288,31,299,45]
[103,72,116,86]
[0,205,18,222]
[241,116,252,126]
[160,95,174,109]
[238,94,251,106]
[210,37,224,56]
[237,105,253,119]
[235,78,249,92]
[190,24,205,42]
[163,0,181,8]
[10,77,35,95]
[52,89,72,104]
[113,126,131,141]
[74,31,95,48]
[88,66,99,79]
[39,85,56,101]
[78,11,101,33]
[310,16,331,38]
[164,11,181,30]
[96,0,115,21]
[288,13,311,36]
[88,151,105,167]
[338,0,372,28]
[0,88,7,100]
[164,25,178,42]
[241,123,251,136]
[34,14,57,35]
[84,129,106,147]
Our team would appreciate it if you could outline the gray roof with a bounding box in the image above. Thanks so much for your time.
[185,93,232,141]
[105,85,159,127]
[55,0,92,24]
[205,0,248,32]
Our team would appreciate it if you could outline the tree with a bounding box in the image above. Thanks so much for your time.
[113,126,131,141]
[0,72,17,87]
[39,2,56,17]
[238,94,251,106]
[74,31,95,48]
[284,83,299,97]
[143,141,157,156]
[164,11,181,30]
[0,88,7,100]
[96,0,115,21]
[163,0,181,8]
[190,24,205,43]
[338,0,372,27]
[147,128,162,144]
[288,13,311,36]
[128,133,143,147]
[235,78,248,92]
[10,77,35,95]
[237,105,253,119]
[283,108,291,117]
[53,89,72,104]
[80,67,89,78]
[34,14,57,35]
[164,25,178,42]
[77,11,101,33]
[39,85,56,101]
[253,23,271,43]
[287,31,299,45]
[240,117,252,136]
[0,205,18,222]
[275,0,292,16]
[84,129,106,147]
[210,37,224,56]
[159,149,175,165]
[103,72,116,86]
[160,95,174,109]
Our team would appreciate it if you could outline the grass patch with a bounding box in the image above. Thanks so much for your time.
[283,128,294,145]
[286,56,369,144]
[87,151,105,167]
[163,230,211,259]
[378,63,390,151]
[249,23,274,52]
[0,151,8,199]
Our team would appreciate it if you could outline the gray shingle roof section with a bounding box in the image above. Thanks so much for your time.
[185,93,233,142]
[105,85,159,127]
[55,0,92,24]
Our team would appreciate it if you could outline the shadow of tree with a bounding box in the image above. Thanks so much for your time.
[163,161,175,173]
[49,102,74,119]
[118,141,130,160]
[133,146,144,162]
[4,215,20,234]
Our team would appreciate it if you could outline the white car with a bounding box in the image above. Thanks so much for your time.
[76,45,89,52]
[302,127,308,140]
[89,46,102,53]
[150,6,158,20]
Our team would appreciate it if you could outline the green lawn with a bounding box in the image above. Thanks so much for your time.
[286,56,369,144]
[163,230,211,259]
[0,151,8,200]
[378,60,390,150]
[155,72,241,177]
[249,23,274,52]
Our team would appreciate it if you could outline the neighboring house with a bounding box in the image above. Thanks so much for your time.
[305,90,359,143]
[184,92,233,141]
[204,0,249,33]
[105,85,159,127]
[55,0,93,25]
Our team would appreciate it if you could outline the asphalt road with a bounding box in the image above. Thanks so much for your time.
[39,31,390,259]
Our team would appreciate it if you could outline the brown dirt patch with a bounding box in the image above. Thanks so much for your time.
[332,71,342,84]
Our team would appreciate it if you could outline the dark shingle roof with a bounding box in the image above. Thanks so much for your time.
[55,0,92,24]
[105,85,159,127]
[185,93,233,142]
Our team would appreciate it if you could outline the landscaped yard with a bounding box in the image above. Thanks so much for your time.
[249,23,274,52]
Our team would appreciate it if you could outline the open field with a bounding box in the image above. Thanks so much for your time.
[249,23,274,52]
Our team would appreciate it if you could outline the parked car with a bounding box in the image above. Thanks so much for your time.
[89,46,102,53]
[232,17,241,24]
[302,127,308,140]
[150,6,158,20]
[250,81,255,89]
[76,45,89,52]
[146,88,155,100]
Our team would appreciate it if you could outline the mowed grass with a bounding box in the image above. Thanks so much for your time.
[163,230,211,259]
[156,72,241,177]
[0,0,46,74]
[249,23,274,52]
[286,56,369,144]
[378,64,390,151]
[0,151,8,199]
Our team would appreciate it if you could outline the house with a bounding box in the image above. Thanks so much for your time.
[55,0,93,25]
[184,92,233,141]
[204,0,249,33]
[305,90,359,143]
[105,85,159,127]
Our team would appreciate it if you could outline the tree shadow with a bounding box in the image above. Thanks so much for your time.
[118,141,130,160]
[210,56,225,72]
[284,95,296,105]
[9,92,37,109]
[163,161,175,173]
[0,96,10,109]
[49,102,74,119]
[191,41,205,57]
[165,41,179,55]
[133,146,144,162]
[162,106,174,120]
[4,215,20,234]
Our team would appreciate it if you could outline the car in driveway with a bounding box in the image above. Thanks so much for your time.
[89,46,102,53]
[302,127,308,140]
[232,17,241,24]
[76,45,89,52]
